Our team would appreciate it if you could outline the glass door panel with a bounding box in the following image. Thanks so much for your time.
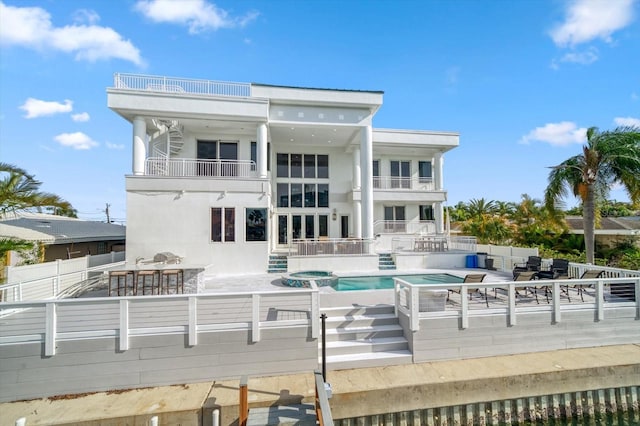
[278,215,288,245]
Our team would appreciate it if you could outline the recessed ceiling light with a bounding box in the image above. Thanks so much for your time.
[311,134,315,137]
[328,140,332,143]
[290,138,294,142]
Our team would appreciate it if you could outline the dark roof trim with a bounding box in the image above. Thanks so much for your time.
[251,82,384,94]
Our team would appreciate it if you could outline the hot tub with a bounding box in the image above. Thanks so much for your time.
[281,270,338,288]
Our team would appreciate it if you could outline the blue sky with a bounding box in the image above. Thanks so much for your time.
[1,0,639,224]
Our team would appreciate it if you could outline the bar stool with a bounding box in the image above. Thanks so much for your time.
[160,269,184,294]
[136,270,159,295]
[109,271,133,296]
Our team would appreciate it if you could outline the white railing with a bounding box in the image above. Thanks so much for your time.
[0,288,319,356]
[0,261,125,302]
[2,253,126,302]
[145,157,257,178]
[373,176,435,191]
[394,276,640,332]
[391,236,477,252]
[113,73,252,97]
[374,220,436,235]
[290,238,374,256]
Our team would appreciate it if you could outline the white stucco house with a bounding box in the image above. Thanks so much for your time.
[107,74,459,274]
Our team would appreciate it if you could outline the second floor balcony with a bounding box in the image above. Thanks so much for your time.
[145,157,258,178]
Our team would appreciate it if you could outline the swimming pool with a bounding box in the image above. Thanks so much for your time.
[332,273,464,291]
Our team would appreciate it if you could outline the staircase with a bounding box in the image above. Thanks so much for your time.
[378,252,396,270]
[267,255,288,273]
[320,305,412,370]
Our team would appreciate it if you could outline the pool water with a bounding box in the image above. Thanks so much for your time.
[333,273,463,291]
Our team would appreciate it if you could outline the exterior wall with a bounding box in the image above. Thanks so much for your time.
[408,307,640,364]
[44,240,125,262]
[394,253,469,270]
[0,327,317,402]
[126,180,269,273]
[287,254,379,273]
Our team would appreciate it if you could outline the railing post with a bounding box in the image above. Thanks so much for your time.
[596,280,604,321]
[552,281,561,323]
[252,294,260,343]
[321,313,327,381]
[460,285,469,329]
[311,291,319,339]
[119,299,129,351]
[45,302,57,356]
[410,285,419,331]
[188,296,198,346]
[635,279,640,320]
[508,284,517,326]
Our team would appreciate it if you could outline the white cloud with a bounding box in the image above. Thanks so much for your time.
[20,98,72,119]
[614,117,640,127]
[135,0,258,34]
[73,9,100,25]
[0,2,144,66]
[520,122,587,146]
[106,142,125,150]
[632,92,639,101]
[54,132,99,150]
[559,47,599,65]
[71,112,90,122]
[550,0,636,47]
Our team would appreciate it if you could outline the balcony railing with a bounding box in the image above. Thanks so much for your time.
[373,176,435,191]
[374,220,436,235]
[113,73,252,97]
[290,238,373,256]
[145,157,258,178]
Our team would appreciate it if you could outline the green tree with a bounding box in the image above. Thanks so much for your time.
[0,163,76,263]
[544,126,640,263]
[0,163,76,217]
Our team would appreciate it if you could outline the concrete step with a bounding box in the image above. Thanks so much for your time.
[324,324,405,342]
[323,336,408,356]
[324,313,399,328]
[324,350,413,371]
[321,305,394,317]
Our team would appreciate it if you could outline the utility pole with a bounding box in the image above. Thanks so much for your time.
[105,203,111,223]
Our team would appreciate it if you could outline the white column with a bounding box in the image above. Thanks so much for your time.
[353,201,362,238]
[257,123,268,178]
[434,152,444,191]
[132,116,147,175]
[434,202,444,234]
[352,148,361,190]
[360,126,374,239]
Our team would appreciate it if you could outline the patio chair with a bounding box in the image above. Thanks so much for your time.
[536,258,571,303]
[513,270,539,303]
[512,256,542,279]
[448,273,488,307]
[572,269,605,302]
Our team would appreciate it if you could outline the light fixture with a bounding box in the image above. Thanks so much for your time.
[332,209,337,221]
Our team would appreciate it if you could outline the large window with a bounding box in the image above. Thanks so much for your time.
[197,140,238,176]
[420,205,434,221]
[390,160,410,189]
[419,161,432,182]
[246,208,267,241]
[276,153,330,209]
[211,208,235,242]
[277,153,329,179]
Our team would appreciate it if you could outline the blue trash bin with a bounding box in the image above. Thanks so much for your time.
[465,255,478,268]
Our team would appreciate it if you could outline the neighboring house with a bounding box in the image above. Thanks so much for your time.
[0,213,126,264]
[565,215,640,249]
[107,74,459,274]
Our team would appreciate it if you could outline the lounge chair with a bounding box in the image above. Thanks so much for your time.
[572,269,605,302]
[513,270,538,303]
[512,256,542,279]
[448,273,488,307]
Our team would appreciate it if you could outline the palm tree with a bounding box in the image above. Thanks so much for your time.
[544,126,640,263]
[0,162,76,217]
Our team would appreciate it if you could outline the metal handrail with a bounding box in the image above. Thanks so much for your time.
[373,220,436,235]
[289,238,374,256]
[113,73,252,97]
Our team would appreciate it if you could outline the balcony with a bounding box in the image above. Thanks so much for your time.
[114,73,252,97]
[145,157,258,178]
